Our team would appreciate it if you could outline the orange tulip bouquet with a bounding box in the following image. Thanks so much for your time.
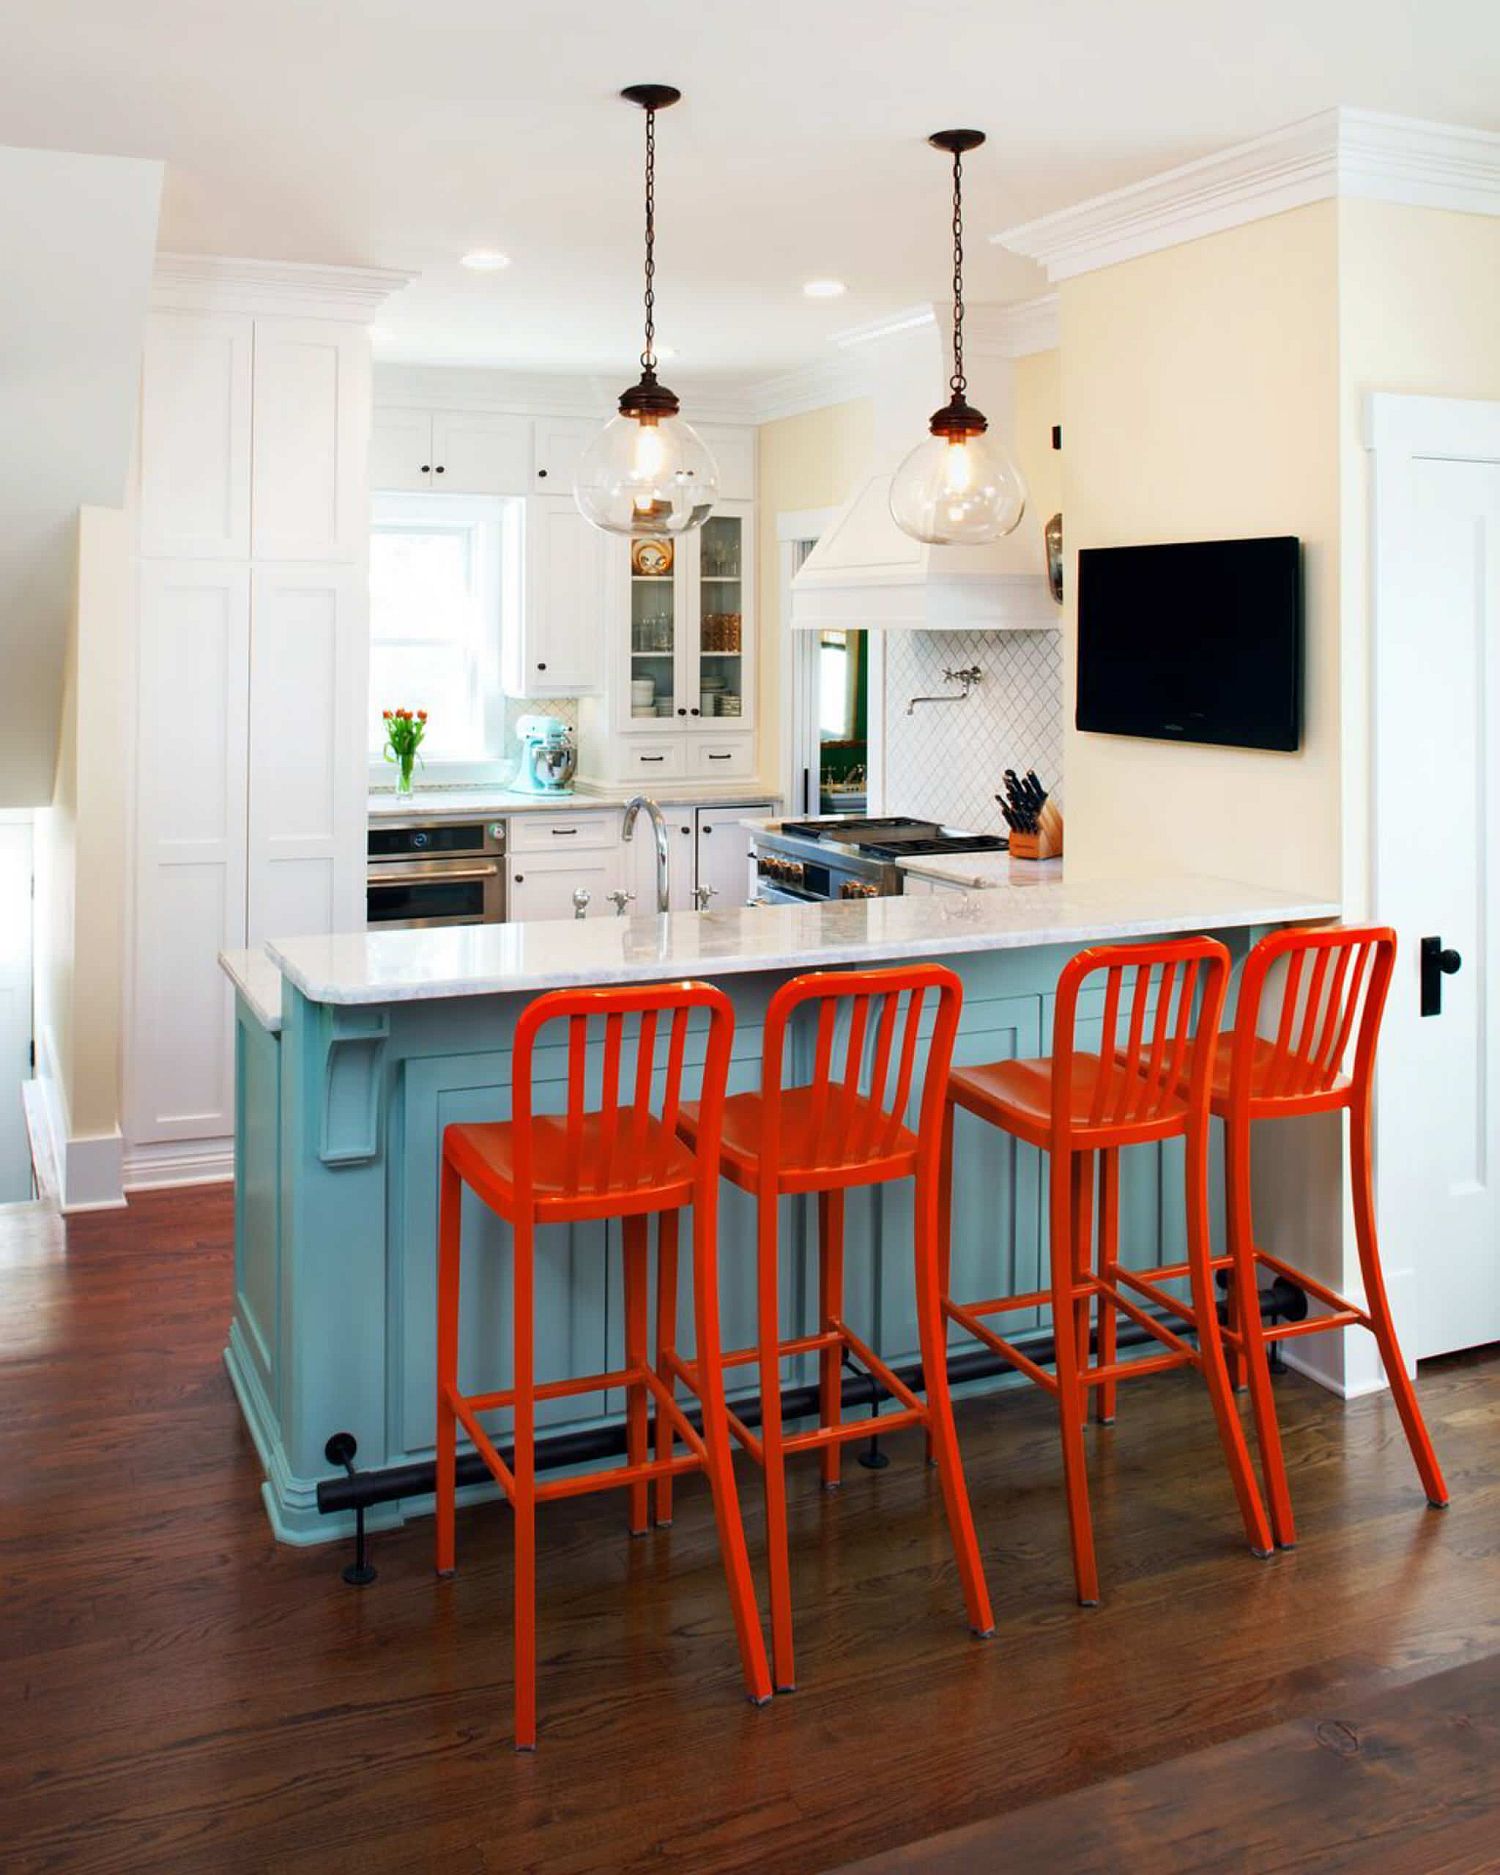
[382,707,428,796]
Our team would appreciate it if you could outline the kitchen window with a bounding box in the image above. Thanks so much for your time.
[368,492,521,775]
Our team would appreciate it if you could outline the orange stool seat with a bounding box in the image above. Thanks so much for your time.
[951,1054,1193,1149]
[679,1086,919,1191]
[1203,1032,1351,1110]
[445,1113,698,1219]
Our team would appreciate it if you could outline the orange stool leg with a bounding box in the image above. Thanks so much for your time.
[818,1190,845,1490]
[1095,1149,1120,1425]
[1050,1151,1099,1606]
[512,1215,538,1751]
[913,1158,995,1637]
[1349,1100,1448,1509]
[435,1156,461,1577]
[1224,1121,1295,1547]
[756,1189,796,1691]
[1071,1149,1096,1412]
[926,1099,959,1466]
[1184,1123,1273,1560]
[653,1208,680,1527]
[691,1191,774,1706]
[623,1212,650,1537]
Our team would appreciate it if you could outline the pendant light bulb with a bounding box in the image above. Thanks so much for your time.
[575,85,719,538]
[890,129,1027,547]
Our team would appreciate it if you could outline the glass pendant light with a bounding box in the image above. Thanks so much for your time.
[890,129,1027,546]
[574,84,718,537]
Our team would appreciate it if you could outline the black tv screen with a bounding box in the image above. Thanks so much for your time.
[1075,536,1302,752]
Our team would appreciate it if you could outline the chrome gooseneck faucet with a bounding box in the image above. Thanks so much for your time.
[906,665,983,716]
[621,795,670,913]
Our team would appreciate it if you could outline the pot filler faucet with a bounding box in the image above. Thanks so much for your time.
[621,795,670,913]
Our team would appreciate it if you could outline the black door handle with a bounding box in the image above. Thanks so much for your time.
[1420,935,1462,1016]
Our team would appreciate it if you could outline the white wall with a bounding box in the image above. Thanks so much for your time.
[0,145,161,808]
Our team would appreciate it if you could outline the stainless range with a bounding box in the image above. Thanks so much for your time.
[751,816,1006,904]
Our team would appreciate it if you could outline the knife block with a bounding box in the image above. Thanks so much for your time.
[1008,802,1063,862]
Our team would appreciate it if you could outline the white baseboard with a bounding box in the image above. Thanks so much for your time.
[123,1137,235,1191]
[1280,1265,1416,1400]
[25,1032,127,1211]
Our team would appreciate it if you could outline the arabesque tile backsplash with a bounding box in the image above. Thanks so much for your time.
[883,630,1063,834]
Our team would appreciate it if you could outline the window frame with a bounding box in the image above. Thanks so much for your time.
[367,490,522,787]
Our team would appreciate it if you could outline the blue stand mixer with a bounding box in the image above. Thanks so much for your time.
[513,713,578,795]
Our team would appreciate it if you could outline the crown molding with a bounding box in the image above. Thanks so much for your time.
[152,253,417,320]
[965,294,1060,357]
[373,360,761,428]
[743,352,876,424]
[828,303,939,350]
[995,108,1500,282]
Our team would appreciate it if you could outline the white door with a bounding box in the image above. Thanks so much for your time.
[510,495,605,695]
[250,317,370,560]
[508,849,620,921]
[1368,393,1500,1359]
[370,409,434,493]
[138,311,253,558]
[0,823,33,1202]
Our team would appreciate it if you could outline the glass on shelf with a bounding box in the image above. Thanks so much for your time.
[700,515,741,581]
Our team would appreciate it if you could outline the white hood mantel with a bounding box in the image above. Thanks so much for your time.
[791,310,1057,633]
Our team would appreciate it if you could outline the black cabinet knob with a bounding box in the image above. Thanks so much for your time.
[680,826,691,836]
[690,708,700,716]
[514,873,524,884]
[677,707,686,716]
[420,464,431,474]
[537,468,548,478]
[435,464,445,474]
[537,661,547,671]
[1421,935,1464,1016]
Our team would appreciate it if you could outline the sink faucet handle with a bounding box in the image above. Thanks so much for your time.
[692,884,717,911]
[607,889,635,917]
[571,887,592,920]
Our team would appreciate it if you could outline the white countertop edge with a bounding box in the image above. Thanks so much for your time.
[219,947,284,1032]
[264,876,1342,1008]
[369,783,782,819]
[897,853,1066,888]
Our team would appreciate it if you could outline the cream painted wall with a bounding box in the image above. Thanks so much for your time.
[754,398,873,785]
[1060,202,1343,895]
[1015,347,1062,530]
[1337,200,1500,919]
[32,507,130,1194]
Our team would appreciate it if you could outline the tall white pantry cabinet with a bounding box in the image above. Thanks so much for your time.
[127,260,407,1177]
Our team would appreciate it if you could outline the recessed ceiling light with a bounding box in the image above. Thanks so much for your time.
[461,249,511,271]
[803,279,847,299]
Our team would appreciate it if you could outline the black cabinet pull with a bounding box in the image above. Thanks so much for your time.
[703,824,713,833]
[435,464,445,474]
[640,755,664,763]
[677,707,687,716]
[420,464,431,474]
[549,828,577,836]
[537,661,547,671]
[680,826,691,836]
[707,753,730,761]
[1420,935,1463,1016]
[537,468,548,478]
[690,707,700,716]
[514,873,524,884]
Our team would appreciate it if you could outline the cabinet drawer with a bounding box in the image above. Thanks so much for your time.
[617,740,685,780]
[510,812,618,853]
[687,734,755,778]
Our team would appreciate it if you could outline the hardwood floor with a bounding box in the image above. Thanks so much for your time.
[2,1187,1497,1875]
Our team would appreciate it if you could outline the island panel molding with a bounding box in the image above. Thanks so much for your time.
[996,107,1500,282]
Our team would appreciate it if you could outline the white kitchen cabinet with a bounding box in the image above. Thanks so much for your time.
[251,318,370,561]
[503,494,606,696]
[430,411,531,494]
[695,804,768,909]
[531,416,597,491]
[129,563,251,1144]
[247,565,367,945]
[371,407,530,495]
[697,424,757,502]
[507,845,621,921]
[139,312,253,558]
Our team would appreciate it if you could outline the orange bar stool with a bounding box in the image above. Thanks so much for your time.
[940,938,1273,1608]
[435,981,772,1751]
[1191,926,1447,1549]
[676,964,994,1693]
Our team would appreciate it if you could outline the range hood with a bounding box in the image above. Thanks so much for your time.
[791,311,1056,632]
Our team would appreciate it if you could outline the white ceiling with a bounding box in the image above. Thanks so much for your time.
[3,0,1498,387]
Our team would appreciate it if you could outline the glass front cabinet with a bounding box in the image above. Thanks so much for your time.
[580,498,757,783]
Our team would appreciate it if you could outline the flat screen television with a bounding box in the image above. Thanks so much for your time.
[1075,536,1302,752]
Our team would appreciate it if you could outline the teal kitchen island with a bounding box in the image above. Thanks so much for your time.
[220,873,1337,1544]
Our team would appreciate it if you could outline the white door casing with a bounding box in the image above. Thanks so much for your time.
[1367,393,1500,1360]
[0,822,33,1202]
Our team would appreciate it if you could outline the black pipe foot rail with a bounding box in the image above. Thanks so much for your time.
[324,1433,376,1585]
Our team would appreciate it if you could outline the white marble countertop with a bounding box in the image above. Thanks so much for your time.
[898,853,1066,888]
[219,947,284,1032]
[262,873,1339,1008]
[370,781,780,820]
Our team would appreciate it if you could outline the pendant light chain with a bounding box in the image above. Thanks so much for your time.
[640,104,657,372]
[949,146,966,399]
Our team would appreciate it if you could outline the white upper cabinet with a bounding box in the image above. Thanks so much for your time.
[698,424,757,502]
[251,318,370,561]
[370,407,434,493]
[504,494,606,696]
[139,312,253,558]
[247,564,367,945]
[429,411,531,494]
[530,416,598,492]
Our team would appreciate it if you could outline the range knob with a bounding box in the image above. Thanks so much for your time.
[840,880,879,900]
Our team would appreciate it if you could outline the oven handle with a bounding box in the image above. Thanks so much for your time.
[368,863,501,886]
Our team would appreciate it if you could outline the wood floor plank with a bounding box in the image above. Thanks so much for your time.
[0,1188,1496,1875]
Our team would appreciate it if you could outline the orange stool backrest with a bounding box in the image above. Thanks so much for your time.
[510,980,735,1211]
[1226,925,1395,1116]
[759,963,963,1186]
[1053,937,1230,1149]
